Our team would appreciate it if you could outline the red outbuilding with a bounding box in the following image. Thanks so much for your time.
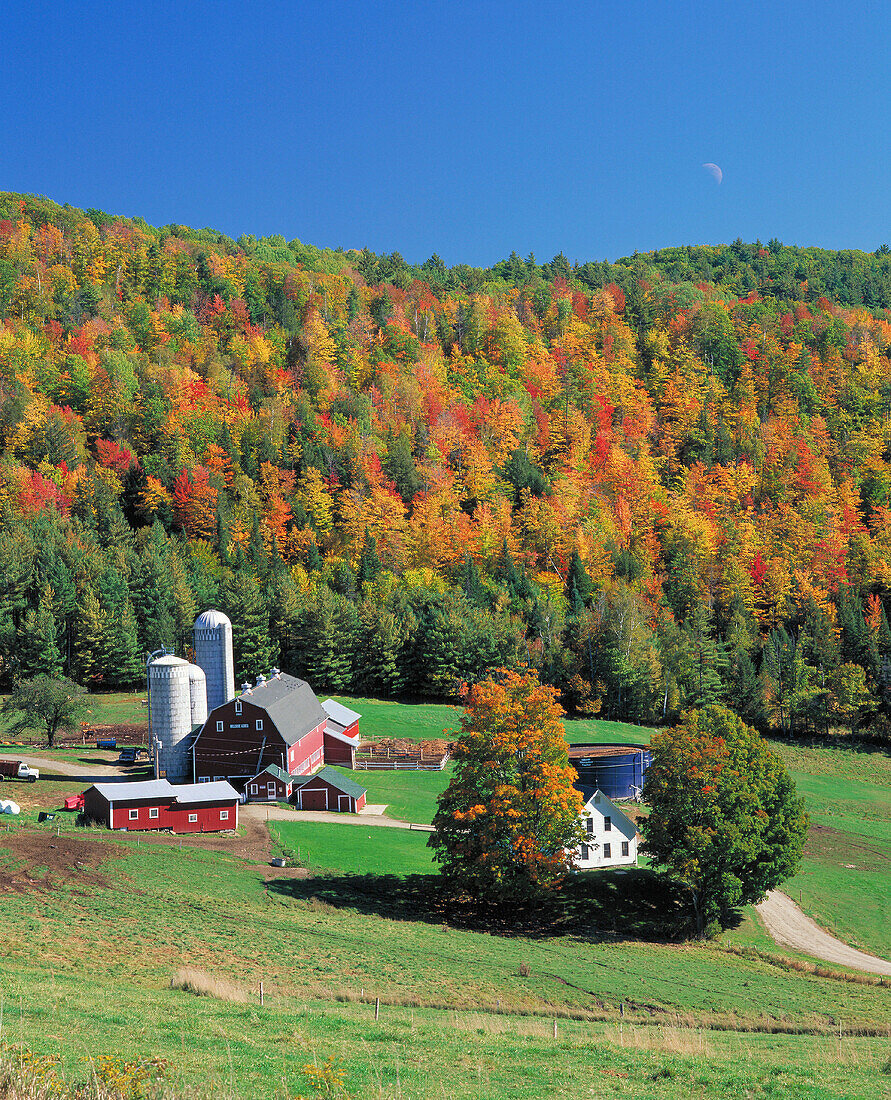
[291,766,367,813]
[83,779,240,832]
[244,764,293,802]
[321,699,362,767]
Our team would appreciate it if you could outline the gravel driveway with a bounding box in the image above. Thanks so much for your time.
[756,890,891,976]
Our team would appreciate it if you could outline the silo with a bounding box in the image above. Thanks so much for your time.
[188,663,208,727]
[568,744,652,801]
[193,609,235,712]
[149,655,194,783]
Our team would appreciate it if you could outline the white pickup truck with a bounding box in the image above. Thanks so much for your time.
[0,759,39,782]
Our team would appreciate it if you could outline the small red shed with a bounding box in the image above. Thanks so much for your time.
[244,764,292,802]
[83,779,240,832]
[322,699,361,767]
[291,767,367,813]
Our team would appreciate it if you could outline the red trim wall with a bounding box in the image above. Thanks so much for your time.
[294,778,366,813]
[245,774,291,801]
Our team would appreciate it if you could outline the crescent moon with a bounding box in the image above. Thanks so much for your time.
[702,162,723,185]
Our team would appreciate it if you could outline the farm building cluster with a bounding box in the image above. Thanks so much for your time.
[83,609,369,832]
[80,607,647,866]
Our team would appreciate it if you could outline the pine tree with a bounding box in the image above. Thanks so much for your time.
[223,570,276,684]
[564,550,593,606]
[357,532,382,587]
[19,585,63,678]
[71,586,105,685]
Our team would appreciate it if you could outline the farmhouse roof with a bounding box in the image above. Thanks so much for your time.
[575,786,637,832]
[88,779,239,804]
[291,766,366,800]
[237,674,327,746]
[322,699,361,729]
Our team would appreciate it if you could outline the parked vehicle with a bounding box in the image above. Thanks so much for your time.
[96,739,116,750]
[0,759,39,782]
[117,747,147,763]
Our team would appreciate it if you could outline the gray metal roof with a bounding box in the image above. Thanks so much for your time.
[238,674,328,746]
[322,699,361,729]
[88,779,239,804]
[291,766,367,799]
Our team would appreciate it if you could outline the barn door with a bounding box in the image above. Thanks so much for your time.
[337,794,351,813]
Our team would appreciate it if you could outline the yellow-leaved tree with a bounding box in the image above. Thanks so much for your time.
[429,669,584,908]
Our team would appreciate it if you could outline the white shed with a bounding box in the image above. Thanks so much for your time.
[574,786,638,869]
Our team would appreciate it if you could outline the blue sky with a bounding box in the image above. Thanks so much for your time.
[1,1,887,266]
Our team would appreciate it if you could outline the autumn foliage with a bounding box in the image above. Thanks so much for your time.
[430,670,584,906]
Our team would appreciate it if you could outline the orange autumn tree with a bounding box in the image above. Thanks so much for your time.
[429,669,584,906]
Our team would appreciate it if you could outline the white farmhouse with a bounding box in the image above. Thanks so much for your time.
[574,786,638,869]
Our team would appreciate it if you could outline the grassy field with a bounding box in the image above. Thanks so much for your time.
[273,819,436,874]
[1,829,891,1099]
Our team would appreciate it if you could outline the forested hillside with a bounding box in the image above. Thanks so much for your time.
[2,190,891,736]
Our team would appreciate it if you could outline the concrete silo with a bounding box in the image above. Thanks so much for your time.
[188,663,208,727]
[193,609,235,712]
[148,655,195,783]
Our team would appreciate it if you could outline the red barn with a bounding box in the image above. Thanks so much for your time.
[244,764,293,802]
[292,767,367,813]
[83,779,239,832]
[322,699,361,767]
[192,674,328,785]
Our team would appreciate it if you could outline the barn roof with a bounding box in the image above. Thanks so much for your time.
[237,674,327,746]
[322,699,361,729]
[291,766,366,799]
[88,779,239,804]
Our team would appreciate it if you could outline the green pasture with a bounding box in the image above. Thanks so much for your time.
[2,964,889,1100]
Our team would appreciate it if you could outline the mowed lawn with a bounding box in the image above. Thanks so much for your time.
[271,819,435,874]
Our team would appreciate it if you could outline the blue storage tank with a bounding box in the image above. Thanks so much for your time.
[568,743,651,800]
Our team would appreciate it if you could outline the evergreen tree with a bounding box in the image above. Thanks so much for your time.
[223,570,276,684]
[18,585,63,678]
[357,531,382,587]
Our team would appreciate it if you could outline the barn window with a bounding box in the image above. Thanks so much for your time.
[188,814,198,823]
[604,816,612,831]
[603,844,611,859]
[256,719,264,731]
[250,784,258,794]
[585,817,593,835]
[149,808,159,819]
[128,809,139,820]
[220,810,229,820]
[621,841,629,857]
[216,721,224,732]
[235,701,242,715]
[198,777,209,783]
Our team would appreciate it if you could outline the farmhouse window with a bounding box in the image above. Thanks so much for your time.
[621,841,629,857]
[603,844,611,859]
[604,816,611,831]
[188,814,198,823]
[128,809,139,820]
[235,701,242,715]
[216,721,224,732]
[220,810,229,820]
[585,817,593,835]
[250,784,258,795]
[256,719,264,731]
[149,808,159,819]
[580,844,590,860]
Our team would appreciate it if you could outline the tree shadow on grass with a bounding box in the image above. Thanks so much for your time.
[266,865,700,941]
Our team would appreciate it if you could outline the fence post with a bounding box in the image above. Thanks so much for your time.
[553,1018,557,1039]
[260,981,264,1007]
[375,998,380,1021]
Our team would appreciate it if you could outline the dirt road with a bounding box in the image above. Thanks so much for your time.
[0,753,132,782]
[242,803,433,831]
[756,890,891,976]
